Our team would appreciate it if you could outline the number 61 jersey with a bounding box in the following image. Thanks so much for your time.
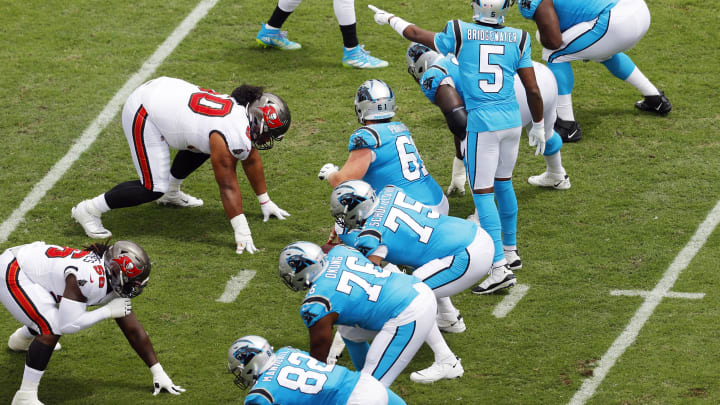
[245,347,359,405]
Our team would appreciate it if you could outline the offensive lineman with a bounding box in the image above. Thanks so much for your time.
[72,77,291,254]
[1,240,183,404]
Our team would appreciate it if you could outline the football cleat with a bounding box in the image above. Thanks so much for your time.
[504,249,522,271]
[554,118,582,143]
[255,24,301,50]
[156,191,203,207]
[436,312,466,333]
[634,90,672,115]
[410,356,464,383]
[472,264,516,295]
[71,200,112,239]
[8,327,61,352]
[528,171,571,190]
[11,390,44,405]
[342,45,388,69]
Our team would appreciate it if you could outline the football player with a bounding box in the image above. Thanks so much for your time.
[278,241,463,386]
[331,180,512,299]
[256,0,388,69]
[519,0,672,141]
[369,2,545,279]
[71,77,291,254]
[406,42,571,193]
[227,335,406,404]
[1,240,183,404]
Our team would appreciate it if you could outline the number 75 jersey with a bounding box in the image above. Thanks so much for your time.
[245,347,360,405]
[300,245,421,331]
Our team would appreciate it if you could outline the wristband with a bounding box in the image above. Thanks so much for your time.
[256,192,270,205]
[230,214,250,234]
[150,363,164,377]
[389,16,412,38]
[532,119,545,130]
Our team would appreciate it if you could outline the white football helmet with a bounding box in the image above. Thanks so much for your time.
[354,79,396,124]
[330,180,378,230]
[247,92,291,150]
[472,0,516,25]
[103,240,151,298]
[406,43,441,83]
[278,241,326,291]
[227,335,276,390]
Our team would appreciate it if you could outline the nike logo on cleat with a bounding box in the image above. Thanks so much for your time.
[655,104,662,111]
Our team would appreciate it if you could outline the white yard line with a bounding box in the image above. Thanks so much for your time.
[0,0,219,245]
[569,199,720,405]
[611,290,705,300]
[216,270,257,303]
[493,283,529,318]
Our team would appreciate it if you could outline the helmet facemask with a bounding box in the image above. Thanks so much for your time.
[227,336,275,390]
[247,93,291,150]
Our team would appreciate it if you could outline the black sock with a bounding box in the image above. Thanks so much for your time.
[268,6,292,28]
[339,23,358,49]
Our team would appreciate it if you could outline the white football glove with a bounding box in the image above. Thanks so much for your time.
[318,163,339,181]
[446,157,466,196]
[528,120,546,156]
[231,214,257,254]
[368,4,393,25]
[106,298,132,318]
[326,332,346,366]
[260,200,289,222]
[151,363,185,396]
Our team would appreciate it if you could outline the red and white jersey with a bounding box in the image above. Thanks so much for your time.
[132,76,253,160]
[13,242,111,306]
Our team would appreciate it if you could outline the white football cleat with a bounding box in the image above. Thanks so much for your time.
[528,171,571,190]
[71,201,111,239]
[410,356,464,383]
[504,249,522,270]
[437,312,466,333]
[472,264,516,295]
[8,327,61,352]
[156,191,203,207]
[11,390,44,405]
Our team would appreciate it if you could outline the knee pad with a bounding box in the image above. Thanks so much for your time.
[543,131,563,156]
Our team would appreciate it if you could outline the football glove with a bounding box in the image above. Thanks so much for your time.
[528,120,546,156]
[260,200,289,222]
[231,214,257,254]
[150,363,185,396]
[106,298,132,318]
[446,157,466,196]
[368,4,393,25]
[318,163,339,181]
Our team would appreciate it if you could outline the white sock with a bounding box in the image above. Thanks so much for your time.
[556,94,575,121]
[625,68,659,96]
[19,365,44,391]
[544,153,565,175]
[425,326,454,363]
[91,194,110,214]
[168,176,183,194]
[436,297,457,315]
[264,23,280,30]
[503,245,517,252]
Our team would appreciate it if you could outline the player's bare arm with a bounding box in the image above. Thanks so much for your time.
[397,23,438,51]
[329,149,373,187]
[209,131,244,219]
[435,84,467,159]
[116,312,158,367]
[308,312,339,362]
[534,0,563,49]
[517,67,544,123]
[241,147,269,197]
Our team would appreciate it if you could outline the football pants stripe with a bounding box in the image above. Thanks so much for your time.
[5,259,54,335]
[132,105,154,191]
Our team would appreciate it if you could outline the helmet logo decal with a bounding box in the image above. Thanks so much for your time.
[286,254,316,273]
[338,193,366,211]
[260,105,283,129]
[113,255,141,278]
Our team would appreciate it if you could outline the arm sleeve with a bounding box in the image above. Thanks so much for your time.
[57,298,111,335]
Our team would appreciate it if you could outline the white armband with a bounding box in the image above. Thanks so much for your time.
[389,16,412,38]
[58,298,111,335]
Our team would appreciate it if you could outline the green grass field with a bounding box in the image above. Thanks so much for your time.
[2,0,719,404]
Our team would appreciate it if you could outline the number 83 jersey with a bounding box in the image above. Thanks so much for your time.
[245,347,360,405]
[300,245,421,332]
[348,122,444,207]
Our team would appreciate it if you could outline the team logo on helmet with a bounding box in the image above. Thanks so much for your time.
[113,256,141,278]
[338,193,367,211]
[260,105,283,129]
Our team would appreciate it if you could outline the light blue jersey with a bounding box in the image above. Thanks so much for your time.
[348,122,444,207]
[300,245,421,331]
[357,186,476,269]
[519,0,618,32]
[245,347,359,405]
[419,55,464,104]
[434,20,532,132]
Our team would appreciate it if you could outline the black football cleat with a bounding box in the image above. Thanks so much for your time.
[635,90,672,115]
[554,118,582,143]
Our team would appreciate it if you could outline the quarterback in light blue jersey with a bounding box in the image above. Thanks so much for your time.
[228,335,406,404]
[278,242,462,386]
[368,1,546,284]
[519,0,671,142]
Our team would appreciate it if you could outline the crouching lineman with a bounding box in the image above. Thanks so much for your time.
[1,240,183,404]
[72,76,291,254]
[227,335,406,404]
[278,242,463,386]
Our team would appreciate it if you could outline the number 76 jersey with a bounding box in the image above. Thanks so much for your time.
[245,347,360,405]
